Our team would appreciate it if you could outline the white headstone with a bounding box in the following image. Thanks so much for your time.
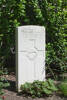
[16,25,46,91]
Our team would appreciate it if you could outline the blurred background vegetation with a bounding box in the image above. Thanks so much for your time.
[0,0,67,79]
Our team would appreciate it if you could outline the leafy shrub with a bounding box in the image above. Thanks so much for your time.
[46,42,67,79]
[0,78,10,95]
[0,69,10,95]
[59,80,67,96]
[0,67,8,76]
[21,79,58,97]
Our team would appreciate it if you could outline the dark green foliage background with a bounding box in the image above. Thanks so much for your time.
[0,0,67,77]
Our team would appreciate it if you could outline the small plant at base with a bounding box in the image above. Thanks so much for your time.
[0,68,10,96]
[21,78,58,97]
[58,80,67,96]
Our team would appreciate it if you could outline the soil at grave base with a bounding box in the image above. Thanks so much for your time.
[2,73,67,100]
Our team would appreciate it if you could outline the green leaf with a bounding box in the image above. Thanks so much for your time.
[59,81,67,96]
[47,79,58,91]
[4,83,10,87]
[43,88,52,95]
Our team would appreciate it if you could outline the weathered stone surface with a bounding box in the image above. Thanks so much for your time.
[16,25,46,91]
